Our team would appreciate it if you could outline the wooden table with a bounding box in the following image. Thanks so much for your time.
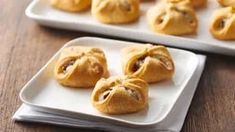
[1,0,235,132]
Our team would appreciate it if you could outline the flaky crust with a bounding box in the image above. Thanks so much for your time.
[50,0,91,12]
[168,0,207,8]
[190,0,207,8]
[54,46,109,88]
[147,0,198,35]
[91,0,140,24]
[121,44,175,83]
[217,0,235,7]
[209,7,235,40]
[91,76,148,114]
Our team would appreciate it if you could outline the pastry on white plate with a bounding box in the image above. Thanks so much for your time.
[121,44,175,83]
[54,46,109,88]
[91,76,148,114]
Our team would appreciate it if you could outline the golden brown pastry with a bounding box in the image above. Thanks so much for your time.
[91,76,148,114]
[91,0,140,24]
[121,44,175,83]
[168,0,207,8]
[54,46,109,88]
[147,0,198,35]
[217,0,235,7]
[209,7,235,40]
[50,0,91,12]
[190,0,207,8]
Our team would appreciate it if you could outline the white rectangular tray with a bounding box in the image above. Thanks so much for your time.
[19,37,199,126]
[26,0,235,56]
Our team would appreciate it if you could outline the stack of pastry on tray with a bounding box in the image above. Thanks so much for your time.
[49,0,235,40]
[54,44,175,114]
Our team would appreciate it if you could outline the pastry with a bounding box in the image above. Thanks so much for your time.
[121,44,175,83]
[168,0,207,8]
[91,76,148,114]
[54,46,109,88]
[91,0,140,24]
[217,0,235,7]
[50,0,91,12]
[147,0,198,35]
[209,7,235,40]
[190,0,207,8]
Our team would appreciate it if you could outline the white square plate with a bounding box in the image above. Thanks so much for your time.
[26,0,235,56]
[20,37,199,126]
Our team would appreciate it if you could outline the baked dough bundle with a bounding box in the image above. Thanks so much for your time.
[147,0,198,35]
[217,0,235,7]
[91,0,140,24]
[121,44,175,83]
[91,76,148,114]
[50,0,91,12]
[209,7,235,40]
[54,46,109,88]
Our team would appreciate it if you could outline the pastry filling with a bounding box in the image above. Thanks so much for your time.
[99,88,113,101]
[156,12,166,24]
[153,55,173,70]
[125,87,141,101]
[62,60,76,74]
[132,56,146,72]
[217,19,226,30]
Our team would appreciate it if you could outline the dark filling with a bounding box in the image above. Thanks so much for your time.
[218,19,226,30]
[99,88,113,101]
[99,87,141,101]
[158,19,163,24]
[157,13,166,24]
[103,90,111,99]
[62,60,76,74]
[181,11,187,16]
[132,56,146,72]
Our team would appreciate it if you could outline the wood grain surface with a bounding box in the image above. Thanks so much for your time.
[0,0,235,132]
